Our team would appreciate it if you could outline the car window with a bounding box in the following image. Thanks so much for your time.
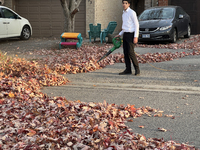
[179,7,186,15]
[0,9,2,18]
[2,8,17,19]
[175,8,180,19]
[175,7,185,19]
[139,8,175,20]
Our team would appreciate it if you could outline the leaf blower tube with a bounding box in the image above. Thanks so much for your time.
[97,37,122,63]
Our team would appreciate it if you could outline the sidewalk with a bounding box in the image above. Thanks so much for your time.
[42,46,200,148]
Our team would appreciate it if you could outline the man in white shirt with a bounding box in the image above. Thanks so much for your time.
[116,0,140,76]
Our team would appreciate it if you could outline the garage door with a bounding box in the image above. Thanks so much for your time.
[15,0,86,37]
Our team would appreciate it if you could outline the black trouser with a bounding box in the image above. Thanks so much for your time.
[123,32,139,72]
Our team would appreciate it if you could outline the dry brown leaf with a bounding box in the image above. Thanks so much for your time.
[8,92,15,98]
[158,128,167,132]
[27,129,36,136]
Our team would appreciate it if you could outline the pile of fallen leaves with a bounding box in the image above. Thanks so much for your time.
[137,51,200,63]
[30,44,124,74]
[0,55,68,86]
[0,50,197,149]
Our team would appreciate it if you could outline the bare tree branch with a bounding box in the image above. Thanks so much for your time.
[76,0,82,7]
[69,0,76,14]
[71,8,79,18]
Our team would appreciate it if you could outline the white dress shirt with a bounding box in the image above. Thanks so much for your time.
[119,7,139,38]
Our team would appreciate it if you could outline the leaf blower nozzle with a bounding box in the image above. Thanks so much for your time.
[97,37,122,63]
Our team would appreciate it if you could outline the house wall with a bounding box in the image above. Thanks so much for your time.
[86,0,95,34]
[131,0,145,16]
[2,0,16,12]
[145,0,152,9]
[86,0,122,37]
[158,0,168,6]
[145,0,158,9]
[3,0,12,8]
[145,0,168,9]
[0,0,4,5]
[95,0,122,34]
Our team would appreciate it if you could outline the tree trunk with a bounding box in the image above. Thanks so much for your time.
[60,0,82,32]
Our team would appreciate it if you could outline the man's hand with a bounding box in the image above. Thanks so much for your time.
[133,37,138,44]
[115,35,121,38]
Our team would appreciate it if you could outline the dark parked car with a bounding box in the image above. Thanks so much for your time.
[138,6,191,43]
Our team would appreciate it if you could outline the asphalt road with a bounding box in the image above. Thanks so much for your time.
[42,46,200,148]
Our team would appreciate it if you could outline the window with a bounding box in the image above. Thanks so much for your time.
[0,9,2,18]
[179,7,186,15]
[175,8,180,19]
[2,8,16,19]
[139,8,174,20]
[175,7,186,19]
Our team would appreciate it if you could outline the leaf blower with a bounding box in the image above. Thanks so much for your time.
[97,37,122,63]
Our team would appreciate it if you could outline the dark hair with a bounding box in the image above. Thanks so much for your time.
[122,0,131,4]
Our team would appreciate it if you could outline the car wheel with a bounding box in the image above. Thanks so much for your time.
[20,26,31,40]
[171,29,177,43]
[184,25,191,38]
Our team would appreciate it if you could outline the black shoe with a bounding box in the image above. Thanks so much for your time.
[119,70,132,75]
[135,70,140,76]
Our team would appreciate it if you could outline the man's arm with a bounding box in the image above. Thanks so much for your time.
[131,11,139,44]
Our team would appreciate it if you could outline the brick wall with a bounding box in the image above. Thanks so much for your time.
[158,0,168,6]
